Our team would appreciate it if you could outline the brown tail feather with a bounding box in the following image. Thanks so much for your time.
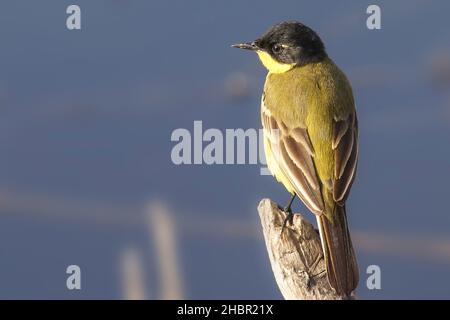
[316,205,359,296]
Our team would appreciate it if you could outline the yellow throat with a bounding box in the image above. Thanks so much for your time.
[256,50,296,74]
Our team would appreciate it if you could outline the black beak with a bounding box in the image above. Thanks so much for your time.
[231,41,259,51]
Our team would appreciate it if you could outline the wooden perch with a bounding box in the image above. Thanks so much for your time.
[258,198,350,300]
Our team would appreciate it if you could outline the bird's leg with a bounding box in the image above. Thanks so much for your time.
[279,193,296,234]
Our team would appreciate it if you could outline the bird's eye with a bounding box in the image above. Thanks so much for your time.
[272,44,282,53]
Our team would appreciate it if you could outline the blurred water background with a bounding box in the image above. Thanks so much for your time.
[1,0,450,299]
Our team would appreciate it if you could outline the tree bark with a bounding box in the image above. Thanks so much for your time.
[258,198,350,300]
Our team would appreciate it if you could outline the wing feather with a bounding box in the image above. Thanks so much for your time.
[283,135,318,188]
[279,140,324,212]
[262,103,324,214]
[261,94,358,212]
[332,119,349,150]
[333,113,358,204]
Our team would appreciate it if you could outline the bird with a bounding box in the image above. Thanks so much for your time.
[232,21,359,296]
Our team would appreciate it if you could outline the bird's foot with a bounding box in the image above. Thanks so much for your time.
[278,204,294,235]
[278,193,296,235]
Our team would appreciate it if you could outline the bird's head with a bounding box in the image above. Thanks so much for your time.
[232,21,327,73]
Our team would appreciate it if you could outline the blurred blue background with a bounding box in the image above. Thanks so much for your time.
[1,0,450,299]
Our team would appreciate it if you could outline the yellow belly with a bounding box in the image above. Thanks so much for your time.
[263,135,296,194]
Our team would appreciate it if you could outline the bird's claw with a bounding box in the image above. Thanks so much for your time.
[280,206,294,235]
